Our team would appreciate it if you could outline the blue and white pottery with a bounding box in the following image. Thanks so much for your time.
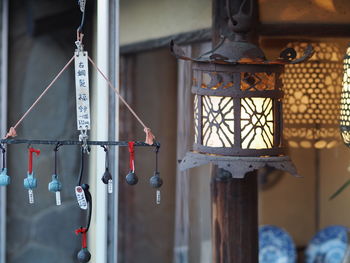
[305,225,348,263]
[259,225,296,263]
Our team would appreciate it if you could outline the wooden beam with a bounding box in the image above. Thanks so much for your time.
[120,23,350,55]
[120,29,211,55]
[259,23,350,37]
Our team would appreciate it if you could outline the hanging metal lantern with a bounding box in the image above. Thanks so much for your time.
[340,45,350,146]
[283,42,343,149]
[171,37,313,178]
[192,57,283,157]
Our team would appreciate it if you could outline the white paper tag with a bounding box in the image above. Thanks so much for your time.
[108,179,113,194]
[75,186,88,210]
[56,191,62,206]
[74,51,91,131]
[28,189,34,204]
[156,190,161,205]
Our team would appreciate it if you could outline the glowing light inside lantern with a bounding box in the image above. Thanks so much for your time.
[241,97,274,149]
[201,96,234,147]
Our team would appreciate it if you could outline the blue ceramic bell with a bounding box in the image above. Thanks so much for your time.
[24,172,37,189]
[48,174,62,192]
[0,168,10,186]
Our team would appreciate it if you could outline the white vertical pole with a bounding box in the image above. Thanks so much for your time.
[91,1,109,263]
[0,1,8,263]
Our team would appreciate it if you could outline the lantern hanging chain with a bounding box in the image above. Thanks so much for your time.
[3,56,75,139]
[87,56,156,144]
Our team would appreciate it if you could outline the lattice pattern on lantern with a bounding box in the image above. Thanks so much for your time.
[241,72,275,91]
[201,95,234,147]
[241,98,274,149]
[340,46,350,146]
[283,42,343,149]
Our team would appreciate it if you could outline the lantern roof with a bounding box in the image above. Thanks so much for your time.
[170,38,314,65]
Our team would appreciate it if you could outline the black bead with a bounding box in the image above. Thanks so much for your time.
[77,248,91,263]
[150,172,163,188]
[101,169,112,184]
[81,184,89,191]
[126,172,138,185]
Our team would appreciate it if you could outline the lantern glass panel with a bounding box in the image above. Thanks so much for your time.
[241,97,274,149]
[201,95,234,147]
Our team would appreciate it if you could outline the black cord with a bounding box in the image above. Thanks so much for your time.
[0,144,5,169]
[85,189,92,231]
[155,145,160,173]
[54,143,61,175]
[77,147,84,186]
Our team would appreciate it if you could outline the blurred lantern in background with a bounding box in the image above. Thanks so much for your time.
[340,45,350,146]
[283,41,343,149]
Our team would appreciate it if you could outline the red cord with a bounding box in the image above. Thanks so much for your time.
[75,227,88,248]
[128,142,135,172]
[28,147,40,174]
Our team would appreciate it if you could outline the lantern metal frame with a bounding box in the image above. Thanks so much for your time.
[192,62,284,157]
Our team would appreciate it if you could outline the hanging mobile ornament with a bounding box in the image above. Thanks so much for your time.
[149,145,163,205]
[126,142,138,185]
[24,147,40,204]
[101,146,113,194]
[48,143,62,206]
[0,144,10,186]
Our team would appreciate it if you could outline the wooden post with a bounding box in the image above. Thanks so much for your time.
[211,1,259,262]
[211,170,258,263]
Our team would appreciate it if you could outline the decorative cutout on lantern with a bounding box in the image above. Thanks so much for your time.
[241,72,275,91]
[283,42,343,149]
[340,45,350,146]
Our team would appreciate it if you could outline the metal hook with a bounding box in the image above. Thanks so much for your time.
[54,142,62,152]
